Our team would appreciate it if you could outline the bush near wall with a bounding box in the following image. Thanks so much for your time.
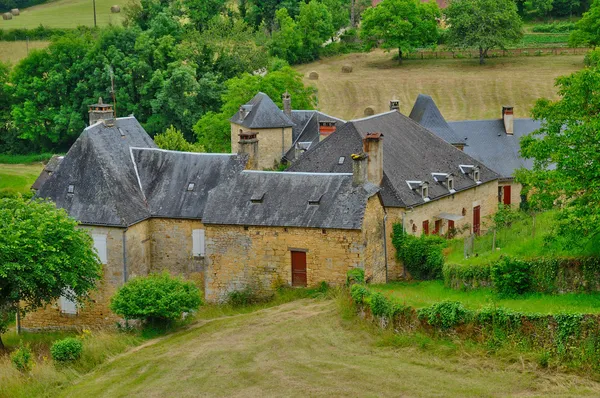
[349,284,600,371]
[443,256,600,294]
[392,224,446,280]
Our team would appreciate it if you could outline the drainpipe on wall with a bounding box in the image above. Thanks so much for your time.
[122,226,129,283]
[383,213,388,283]
[281,127,285,159]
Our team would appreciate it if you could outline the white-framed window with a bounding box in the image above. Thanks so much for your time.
[474,170,480,182]
[421,183,429,199]
[92,234,108,264]
[192,229,206,257]
[59,288,77,315]
[447,176,454,191]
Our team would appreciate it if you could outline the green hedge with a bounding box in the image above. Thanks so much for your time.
[350,285,600,371]
[444,256,600,294]
[391,224,446,280]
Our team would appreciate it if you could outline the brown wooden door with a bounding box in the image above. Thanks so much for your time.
[434,219,442,235]
[503,185,512,205]
[473,206,481,235]
[422,220,429,235]
[291,251,307,287]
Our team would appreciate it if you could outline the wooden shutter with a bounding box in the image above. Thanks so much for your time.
[473,206,481,235]
[192,229,205,256]
[422,220,429,235]
[434,220,442,235]
[59,289,77,315]
[503,185,512,205]
[92,234,107,264]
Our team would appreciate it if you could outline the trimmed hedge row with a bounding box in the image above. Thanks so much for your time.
[444,256,600,295]
[0,26,96,41]
[349,284,600,370]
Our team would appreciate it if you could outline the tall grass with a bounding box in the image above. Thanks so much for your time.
[0,153,55,164]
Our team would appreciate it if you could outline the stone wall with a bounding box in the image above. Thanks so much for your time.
[149,218,205,276]
[385,180,499,280]
[362,196,387,284]
[230,123,293,170]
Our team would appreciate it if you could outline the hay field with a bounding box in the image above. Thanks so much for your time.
[0,0,124,29]
[0,40,48,64]
[296,50,584,121]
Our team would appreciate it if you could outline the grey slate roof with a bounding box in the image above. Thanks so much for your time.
[132,149,247,219]
[448,118,541,179]
[284,110,346,162]
[31,155,64,191]
[202,171,379,230]
[36,117,156,227]
[229,92,294,129]
[409,94,466,146]
[288,111,499,208]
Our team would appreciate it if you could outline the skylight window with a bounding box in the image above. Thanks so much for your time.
[250,192,265,203]
[118,128,126,137]
[338,156,345,165]
[308,194,323,206]
[67,185,74,194]
[187,183,195,192]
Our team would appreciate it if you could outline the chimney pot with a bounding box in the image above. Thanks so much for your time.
[352,153,368,186]
[88,97,114,126]
[389,100,400,112]
[282,91,292,118]
[502,105,514,135]
[238,131,259,170]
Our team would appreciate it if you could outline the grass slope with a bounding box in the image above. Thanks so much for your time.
[0,0,123,29]
[0,40,49,64]
[0,163,42,195]
[60,299,600,397]
[374,281,600,314]
[296,50,584,121]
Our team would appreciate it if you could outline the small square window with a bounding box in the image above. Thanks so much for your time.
[187,183,195,191]
[338,156,345,165]
[67,185,74,194]
[474,170,480,182]
[447,178,454,191]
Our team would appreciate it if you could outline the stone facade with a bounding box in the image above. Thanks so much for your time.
[230,123,293,170]
[499,180,523,207]
[204,196,386,302]
[384,180,498,280]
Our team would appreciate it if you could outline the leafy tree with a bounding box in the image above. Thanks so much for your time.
[246,0,302,30]
[321,0,351,31]
[517,59,600,242]
[296,0,335,62]
[445,0,523,65]
[269,8,302,64]
[0,198,102,349]
[553,0,581,16]
[184,0,227,30]
[570,0,600,46]
[154,126,204,151]
[525,0,554,18]
[360,0,440,63]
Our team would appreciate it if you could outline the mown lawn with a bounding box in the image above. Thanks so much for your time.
[0,163,43,195]
[373,281,600,314]
[0,40,49,64]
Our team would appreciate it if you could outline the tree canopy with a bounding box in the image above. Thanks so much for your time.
[0,198,102,348]
[569,0,600,46]
[360,0,440,63]
[517,49,600,243]
[445,0,523,65]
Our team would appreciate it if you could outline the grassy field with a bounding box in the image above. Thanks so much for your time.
[0,40,49,64]
[296,50,584,121]
[56,298,600,397]
[374,281,600,314]
[0,163,43,195]
[0,0,123,29]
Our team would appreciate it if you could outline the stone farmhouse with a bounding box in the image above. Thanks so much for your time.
[409,94,541,207]
[24,100,386,329]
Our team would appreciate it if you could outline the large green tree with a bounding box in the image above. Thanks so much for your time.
[445,0,523,65]
[570,0,600,46]
[517,50,600,242]
[269,8,303,64]
[0,198,102,348]
[360,0,440,63]
[296,0,335,62]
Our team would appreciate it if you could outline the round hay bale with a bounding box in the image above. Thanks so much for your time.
[110,5,121,13]
[341,64,353,73]
[10,8,19,16]
[2,12,12,20]
[364,106,375,116]
[308,71,319,80]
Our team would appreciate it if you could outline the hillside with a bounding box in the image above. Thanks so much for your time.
[0,0,123,29]
[59,299,600,397]
[296,50,584,121]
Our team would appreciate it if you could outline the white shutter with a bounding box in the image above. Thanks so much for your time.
[192,229,205,257]
[92,234,108,264]
[59,289,77,315]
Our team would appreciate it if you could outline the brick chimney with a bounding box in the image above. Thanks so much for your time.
[363,132,384,185]
[282,91,292,118]
[238,131,259,170]
[88,97,114,126]
[319,120,336,141]
[389,99,400,112]
[352,153,368,186]
[502,106,514,135]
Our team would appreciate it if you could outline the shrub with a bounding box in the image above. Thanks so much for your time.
[369,292,391,317]
[228,287,260,307]
[392,224,446,280]
[346,268,365,286]
[50,337,83,362]
[443,262,491,290]
[417,301,472,330]
[110,272,202,326]
[490,256,531,297]
[350,284,370,304]
[532,22,576,33]
[11,344,33,372]
[584,47,600,67]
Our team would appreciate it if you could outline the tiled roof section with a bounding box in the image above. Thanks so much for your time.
[409,94,465,145]
[229,92,294,129]
[289,111,499,208]
[31,155,64,190]
[131,149,248,219]
[202,171,379,230]
[284,110,347,162]
[36,117,157,227]
[448,118,541,178]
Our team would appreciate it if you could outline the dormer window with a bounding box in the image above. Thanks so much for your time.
[447,176,455,191]
[421,183,429,200]
[67,185,74,194]
[250,192,265,204]
[338,156,345,165]
[459,164,475,175]
[473,168,481,183]
[187,183,195,192]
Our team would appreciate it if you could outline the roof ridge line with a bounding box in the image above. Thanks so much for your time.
[244,170,353,176]
[130,147,238,157]
[350,110,397,122]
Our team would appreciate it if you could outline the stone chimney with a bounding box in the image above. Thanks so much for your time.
[502,106,514,135]
[318,121,336,141]
[282,91,292,118]
[363,132,384,185]
[352,153,368,186]
[389,99,400,112]
[88,97,114,126]
[238,131,259,170]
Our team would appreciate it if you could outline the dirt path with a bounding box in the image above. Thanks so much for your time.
[61,299,600,397]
